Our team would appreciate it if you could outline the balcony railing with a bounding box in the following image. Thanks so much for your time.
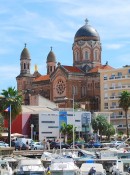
[108,75,130,80]
[110,105,120,109]
[109,85,130,90]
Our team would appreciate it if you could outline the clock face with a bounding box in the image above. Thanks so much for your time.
[56,79,65,95]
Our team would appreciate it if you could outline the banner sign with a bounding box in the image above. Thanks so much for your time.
[59,111,67,129]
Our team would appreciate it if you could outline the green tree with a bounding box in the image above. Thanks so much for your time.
[60,123,73,143]
[105,123,115,140]
[0,87,23,145]
[119,91,130,138]
[92,115,108,141]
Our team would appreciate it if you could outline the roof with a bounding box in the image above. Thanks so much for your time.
[22,105,54,114]
[47,49,56,63]
[20,47,30,60]
[88,64,114,73]
[34,75,50,82]
[63,65,83,73]
[74,19,100,42]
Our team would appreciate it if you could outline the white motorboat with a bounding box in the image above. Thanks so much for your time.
[0,158,13,175]
[13,158,46,175]
[79,162,106,175]
[48,157,80,175]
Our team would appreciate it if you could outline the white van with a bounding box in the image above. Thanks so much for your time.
[16,138,34,145]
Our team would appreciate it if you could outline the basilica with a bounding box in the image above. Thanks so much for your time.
[16,19,113,112]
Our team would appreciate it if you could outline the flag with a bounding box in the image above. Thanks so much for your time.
[4,107,10,112]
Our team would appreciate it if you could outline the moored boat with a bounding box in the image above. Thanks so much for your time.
[48,157,80,175]
[13,158,46,175]
[0,158,13,175]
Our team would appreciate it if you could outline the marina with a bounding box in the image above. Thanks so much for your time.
[0,147,130,174]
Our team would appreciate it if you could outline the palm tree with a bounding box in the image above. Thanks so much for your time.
[119,91,130,138]
[0,87,23,146]
[60,123,73,143]
[92,115,108,141]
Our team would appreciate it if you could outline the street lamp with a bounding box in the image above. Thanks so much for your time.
[64,93,75,149]
[31,124,34,140]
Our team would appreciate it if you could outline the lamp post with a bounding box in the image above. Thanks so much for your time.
[72,93,75,149]
[64,93,75,149]
[31,124,34,140]
[9,104,11,147]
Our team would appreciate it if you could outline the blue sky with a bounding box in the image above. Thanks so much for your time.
[0,0,130,92]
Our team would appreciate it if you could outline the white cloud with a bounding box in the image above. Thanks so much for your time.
[105,44,124,50]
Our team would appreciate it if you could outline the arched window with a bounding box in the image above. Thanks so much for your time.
[85,51,89,60]
[72,86,78,95]
[81,86,86,96]
[75,51,79,61]
[94,50,98,60]
[28,63,29,69]
[24,63,26,69]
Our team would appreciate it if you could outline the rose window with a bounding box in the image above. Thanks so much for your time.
[56,79,65,95]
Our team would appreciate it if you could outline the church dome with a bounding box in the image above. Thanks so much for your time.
[47,47,56,63]
[74,19,100,42]
[20,44,30,60]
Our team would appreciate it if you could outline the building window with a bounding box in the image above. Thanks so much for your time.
[104,84,108,90]
[117,72,122,77]
[56,79,66,95]
[85,51,89,60]
[104,93,108,99]
[24,63,26,69]
[72,86,77,95]
[42,132,52,134]
[94,50,98,60]
[75,51,79,61]
[104,75,107,80]
[42,121,55,123]
[75,120,80,122]
[81,86,86,96]
[128,69,130,74]
[48,126,59,128]
[104,103,108,109]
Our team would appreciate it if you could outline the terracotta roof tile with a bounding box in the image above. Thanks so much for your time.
[34,75,50,82]
[88,65,114,73]
[63,65,83,73]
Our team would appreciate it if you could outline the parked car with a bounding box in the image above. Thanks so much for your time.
[0,141,9,147]
[110,141,128,148]
[14,141,31,150]
[0,142,9,148]
[31,142,44,150]
[50,142,70,149]
[70,141,85,148]
[85,141,103,148]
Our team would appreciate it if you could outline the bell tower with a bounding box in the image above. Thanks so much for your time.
[46,47,57,75]
[20,43,31,75]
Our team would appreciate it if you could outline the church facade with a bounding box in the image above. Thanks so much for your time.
[16,19,113,112]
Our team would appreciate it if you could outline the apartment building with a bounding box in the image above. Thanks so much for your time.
[100,65,130,134]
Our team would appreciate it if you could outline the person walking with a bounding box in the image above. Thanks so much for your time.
[26,140,29,150]
[47,140,50,150]
[42,139,46,150]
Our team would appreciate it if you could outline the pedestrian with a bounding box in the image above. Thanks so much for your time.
[47,140,50,150]
[26,140,29,150]
[88,167,96,175]
[42,139,46,150]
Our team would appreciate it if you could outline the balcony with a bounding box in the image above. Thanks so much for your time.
[104,107,108,110]
[110,115,125,119]
[108,75,130,80]
[109,96,120,100]
[110,105,120,109]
